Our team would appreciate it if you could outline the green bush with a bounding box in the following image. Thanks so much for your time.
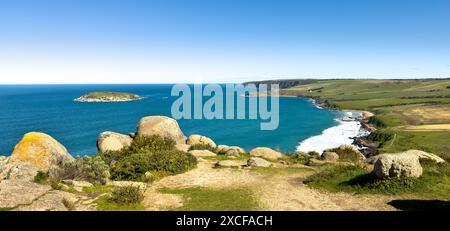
[307,151,320,159]
[368,116,387,128]
[54,156,110,184]
[105,135,197,181]
[188,144,217,153]
[366,130,394,146]
[33,171,49,184]
[109,186,144,205]
[286,152,311,165]
[100,135,176,164]
[111,150,197,181]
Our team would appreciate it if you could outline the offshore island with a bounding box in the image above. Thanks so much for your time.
[74,91,143,102]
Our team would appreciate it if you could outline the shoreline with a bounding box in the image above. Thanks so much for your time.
[296,96,374,154]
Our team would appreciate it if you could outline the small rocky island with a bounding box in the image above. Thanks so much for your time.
[74,91,143,102]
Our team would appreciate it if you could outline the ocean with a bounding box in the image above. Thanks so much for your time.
[0,84,343,156]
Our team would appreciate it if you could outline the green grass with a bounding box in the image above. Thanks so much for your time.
[159,187,260,211]
[94,195,145,211]
[0,207,14,211]
[280,79,450,162]
[251,166,314,176]
[82,185,116,196]
[305,161,450,199]
[379,130,450,161]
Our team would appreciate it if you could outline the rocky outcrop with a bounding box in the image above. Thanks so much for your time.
[188,150,217,158]
[1,132,74,181]
[8,132,74,170]
[175,143,191,152]
[217,145,245,156]
[373,153,423,178]
[249,147,283,160]
[404,150,445,163]
[97,131,133,153]
[0,180,51,209]
[137,116,185,144]
[365,150,445,165]
[321,152,339,162]
[186,135,217,148]
[247,157,271,167]
[327,144,365,162]
[5,162,40,180]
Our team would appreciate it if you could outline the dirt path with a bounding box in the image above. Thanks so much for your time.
[143,158,396,211]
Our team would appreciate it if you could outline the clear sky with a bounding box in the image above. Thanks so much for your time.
[0,0,449,84]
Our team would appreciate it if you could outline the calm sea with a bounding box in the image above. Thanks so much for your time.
[0,84,340,156]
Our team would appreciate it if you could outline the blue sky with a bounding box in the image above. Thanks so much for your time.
[0,0,449,83]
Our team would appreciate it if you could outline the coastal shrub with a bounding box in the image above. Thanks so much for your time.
[368,116,387,128]
[99,135,176,164]
[307,151,320,159]
[366,130,394,147]
[109,186,144,205]
[188,144,217,153]
[110,150,197,181]
[33,171,49,184]
[286,152,311,165]
[101,135,197,181]
[54,156,110,185]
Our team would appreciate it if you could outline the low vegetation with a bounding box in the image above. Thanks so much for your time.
[99,135,197,182]
[109,186,144,205]
[284,151,311,165]
[188,144,217,152]
[159,187,260,211]
[33,171,49,184]
[52,156,110,184]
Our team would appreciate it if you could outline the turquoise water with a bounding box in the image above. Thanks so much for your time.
[0,85,340,156]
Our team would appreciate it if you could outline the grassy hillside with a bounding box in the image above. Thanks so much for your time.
[279,79,450,160]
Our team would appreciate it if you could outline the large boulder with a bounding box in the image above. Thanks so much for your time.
[9,132,74,170]
[373,153,423,178]
[249,147,283,160]
[404,150,445,163]
[97,131,132,153]
[175,143,191,152]
[188,150,217,158]
[186,135,217,148]
[136,116,185,144]
[321,152,339,162]
[327,144,365,162]
[217,145,245,156]
[247,157,271,167]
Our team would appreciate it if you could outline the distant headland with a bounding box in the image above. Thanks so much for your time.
[74,91,143,102]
